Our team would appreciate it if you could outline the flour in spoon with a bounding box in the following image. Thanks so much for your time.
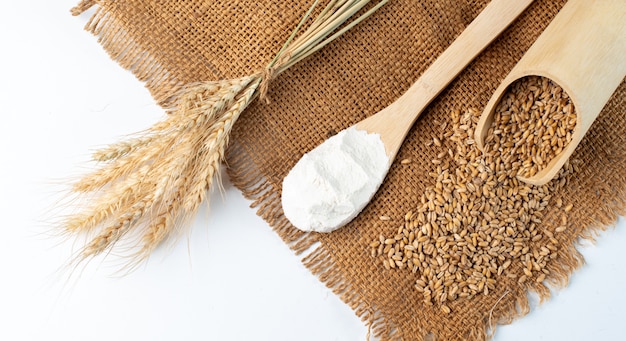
[282,127,389,233]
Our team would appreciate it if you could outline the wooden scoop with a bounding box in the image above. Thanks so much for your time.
[475,0,626,186]
[282,0,534,233]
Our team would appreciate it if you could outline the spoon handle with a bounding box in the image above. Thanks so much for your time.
[357,0,534,160]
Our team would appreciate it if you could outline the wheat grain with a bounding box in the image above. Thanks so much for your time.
[372,79,578,304]
[490,76,577,178]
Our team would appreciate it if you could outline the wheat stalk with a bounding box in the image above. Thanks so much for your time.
[65,0,388,267]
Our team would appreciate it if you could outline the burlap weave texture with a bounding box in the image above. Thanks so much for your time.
[73,0,625,339]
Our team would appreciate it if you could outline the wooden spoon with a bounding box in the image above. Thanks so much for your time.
[355,0,534,161]
[475,0,626,186]
[282,0,534,232]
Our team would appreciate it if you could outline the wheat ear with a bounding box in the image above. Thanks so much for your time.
[64,0,388,267]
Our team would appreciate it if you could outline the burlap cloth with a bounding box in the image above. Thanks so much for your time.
[73,0,625,339]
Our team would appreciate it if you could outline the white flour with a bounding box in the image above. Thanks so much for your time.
[282,127,389,232]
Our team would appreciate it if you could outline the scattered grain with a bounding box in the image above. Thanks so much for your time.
[556,198,563,208]
[372,85,578,304]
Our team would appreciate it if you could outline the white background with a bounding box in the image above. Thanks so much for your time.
[1,2,625,340]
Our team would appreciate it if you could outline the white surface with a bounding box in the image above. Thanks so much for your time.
[0,2,625,340]
[282,127,389,232]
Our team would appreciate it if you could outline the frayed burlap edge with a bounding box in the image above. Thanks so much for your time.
[72,1,626,340]
[72,0,185,107]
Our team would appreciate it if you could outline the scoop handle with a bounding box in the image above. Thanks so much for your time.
[476,0,626,185]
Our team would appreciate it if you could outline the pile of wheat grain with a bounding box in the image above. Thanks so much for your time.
[490,76,577,178]
[371,77,578,313]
